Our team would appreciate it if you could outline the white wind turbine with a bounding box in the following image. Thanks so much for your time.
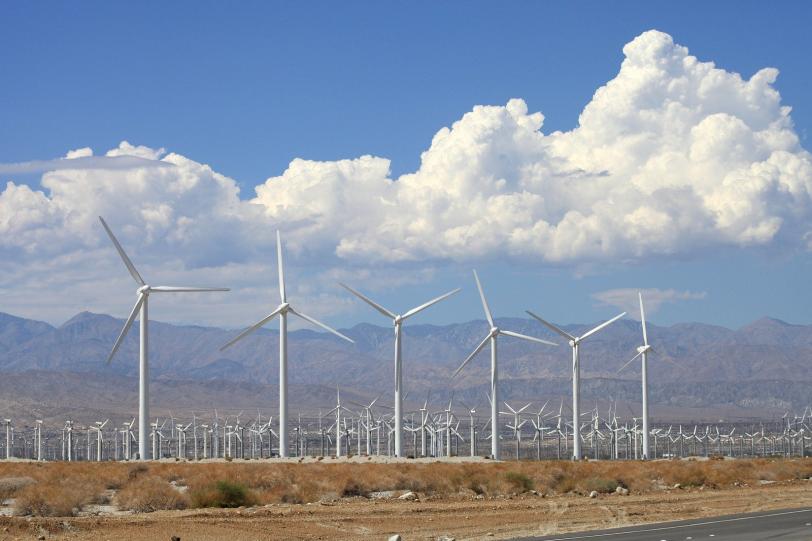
[526,308,625,460]
[615,291,664,460]
[221,231,354,458]
[453,271,557,460]
[89,419,109,461]
[339,282,460,457]
[100,216,229,461]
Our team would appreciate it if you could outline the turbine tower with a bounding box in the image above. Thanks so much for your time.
[452,270,557,460]
[616,291,656,459]
[339,282,460,457]
[100,216,229,461]
[526,308,625,460]
[220,231,354,458]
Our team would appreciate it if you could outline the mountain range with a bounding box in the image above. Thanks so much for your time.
[0,310,809,423]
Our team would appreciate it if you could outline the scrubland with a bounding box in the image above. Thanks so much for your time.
[0,457,809,518]
[0,459,809,540]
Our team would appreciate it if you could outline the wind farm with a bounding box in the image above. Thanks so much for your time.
[3,3,812,539]
[0,220,811,541]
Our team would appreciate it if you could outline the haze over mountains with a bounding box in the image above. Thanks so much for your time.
[0,310,809,422]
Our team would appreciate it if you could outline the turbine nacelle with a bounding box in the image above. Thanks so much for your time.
[490,326,499,337]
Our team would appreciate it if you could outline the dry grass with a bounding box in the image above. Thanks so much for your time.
[117,475,188,512]
[0,476,35,499]
[0,457,808,516]
[14,476,105,517]
[189,479,255,508]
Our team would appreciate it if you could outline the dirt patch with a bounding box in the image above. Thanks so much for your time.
[0,481,809,540]
[0,459,809,539]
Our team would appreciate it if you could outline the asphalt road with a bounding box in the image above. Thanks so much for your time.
[521,508,812,541]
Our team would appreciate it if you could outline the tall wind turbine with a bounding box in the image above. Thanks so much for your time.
[220,231,354,458]
[100,216,229,461]
[526,308,625,460]
[452,271,557,460]
[338,282,460,457]
[616,291,657,459]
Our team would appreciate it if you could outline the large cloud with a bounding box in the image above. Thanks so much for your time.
[254,30,812,263]
[1,30,811,323]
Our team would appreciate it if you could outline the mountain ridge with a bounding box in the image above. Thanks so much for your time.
[0,311,809,418]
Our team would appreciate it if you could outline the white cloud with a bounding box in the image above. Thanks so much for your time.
[252,30,812,263]
[592,288,707,319]
[1,30,811,325]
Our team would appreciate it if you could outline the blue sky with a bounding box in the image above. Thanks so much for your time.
[1,2,811,329]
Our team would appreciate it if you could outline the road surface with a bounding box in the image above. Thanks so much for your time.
[522,508,812,540]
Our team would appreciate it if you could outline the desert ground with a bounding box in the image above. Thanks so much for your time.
[0,457,810,540]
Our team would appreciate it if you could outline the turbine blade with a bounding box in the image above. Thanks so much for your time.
[402,288,461,320]
[616,351,643,374]
[290,307,354,343]
[452,334,490,378]
[99,216,145,286]
[525,310,574,340]
[580,312,626,341]
[151,286,230,292]
[106,293,145,364]
[338,283,395,319]
[220,305,284,351]
[501,329,558,346]
[639,291,648,346]
[277,230,286,303]
[472,270,494,326]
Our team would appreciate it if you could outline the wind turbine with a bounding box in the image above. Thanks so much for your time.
[339,282,460,457]
[452,270,557,460]
[99,216,229,461]
[220,231,353,458]
[4,419,11,460]
[526,308,625,460]
[616,291,655,459]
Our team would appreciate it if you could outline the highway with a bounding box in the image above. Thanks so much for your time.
[522,508,812,541]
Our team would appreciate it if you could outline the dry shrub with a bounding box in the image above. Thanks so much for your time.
[117,475,188,512]
[504,471,534,492]
[583,476,618,494]
[660,461,707,487]
[542,465,576,493]
[190,480,256,508]
[0,476,35,499]
[14,477,103,517]
[127,464,149,481]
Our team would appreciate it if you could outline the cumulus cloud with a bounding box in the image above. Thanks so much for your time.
[0,140,263,265]
[592,288,707,319]
[252,30,812,263]
[1,30,811,324]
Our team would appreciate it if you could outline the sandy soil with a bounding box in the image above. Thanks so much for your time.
[1,479,810,540]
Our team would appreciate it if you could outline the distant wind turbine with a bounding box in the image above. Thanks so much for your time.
[220,231,353,458]
[526,307,625,460]
[453,270,557,460]
[339,282,460,457]
[100,216,229,461]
